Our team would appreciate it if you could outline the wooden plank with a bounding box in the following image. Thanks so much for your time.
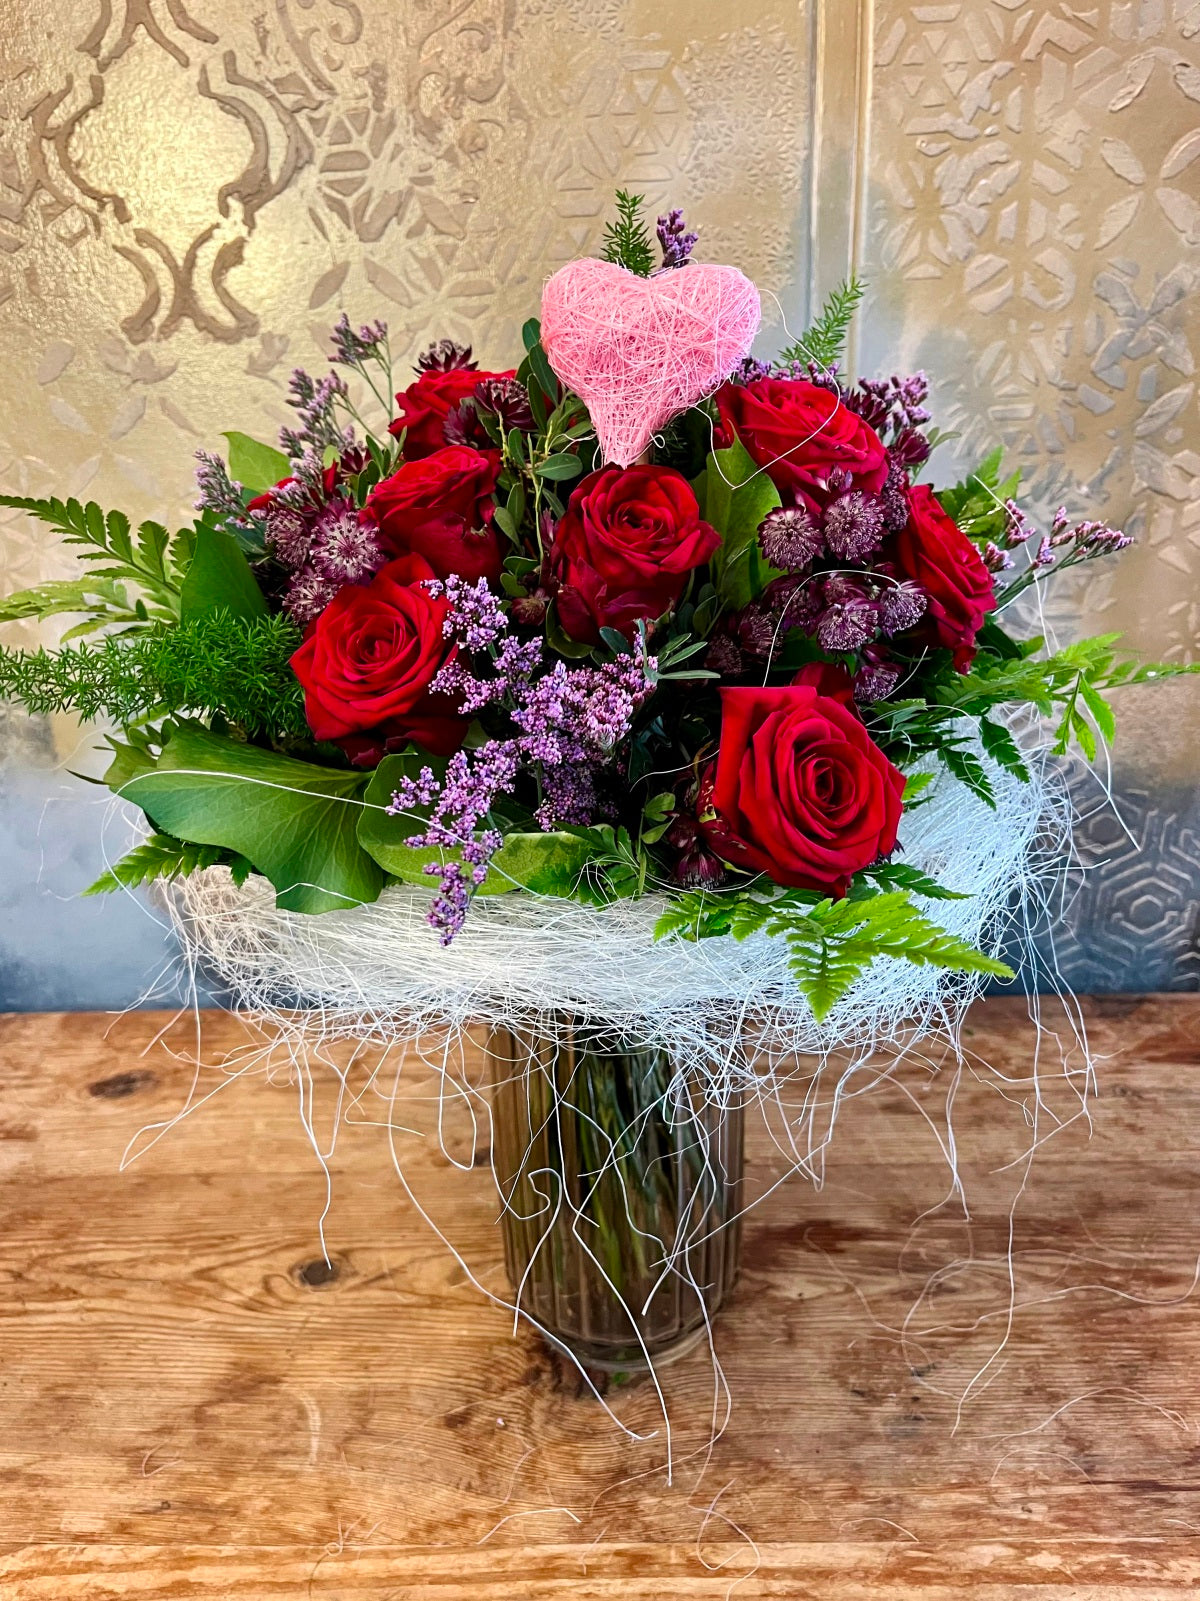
[1,999,1199,1596]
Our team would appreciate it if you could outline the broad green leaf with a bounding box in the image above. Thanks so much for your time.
[118,725,385,914]
[704,439,782,609]
[179,526,267,622]
[222,431,291,495]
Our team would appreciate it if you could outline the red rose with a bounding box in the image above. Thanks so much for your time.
[891,483,995,670]
[289,553,466,756]
[713,377,888,510]
[364,446,503,584]
[551,465,721,644]
[703,682,905,896]
[389,366,514,459]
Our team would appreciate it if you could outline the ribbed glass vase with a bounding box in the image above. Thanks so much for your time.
[487,1018,744,1371]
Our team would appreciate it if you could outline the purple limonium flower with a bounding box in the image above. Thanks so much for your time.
[759,505,822,571]
[194,450,251,526]
[982,540,1013,573]
[1003,498,1034,548]
[879,460,910,533]
[427,574,508,652]
[1073,519,1133,556]
[823,490,885,561]
[656,208,699,270]
[329,311,388,367]
[280,368,352,457]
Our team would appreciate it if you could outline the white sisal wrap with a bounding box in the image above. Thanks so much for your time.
[167,743,1066,1087]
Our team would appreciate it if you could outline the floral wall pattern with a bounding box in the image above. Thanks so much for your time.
[0,0,1195,1005]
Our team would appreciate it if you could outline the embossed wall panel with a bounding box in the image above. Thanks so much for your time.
[0,0,812,1007]
[858,0,1200,990]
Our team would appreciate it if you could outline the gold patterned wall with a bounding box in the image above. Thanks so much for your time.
[0,0,1196,1004]
[857,1,1200,986]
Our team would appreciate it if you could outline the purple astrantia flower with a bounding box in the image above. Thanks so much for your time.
[474,376,534,433]
[823,490,885,561]
[705,634,744,676]
[283,566,340,627]
[759,505,822,571]
[265,504,312,570]
[877,578,927,636]
[854,651,903,703]
[656,208,699,271]
[309,498,385,585]
[415,338,476,373]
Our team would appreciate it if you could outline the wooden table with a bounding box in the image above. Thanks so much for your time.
[0,998,1198,1598]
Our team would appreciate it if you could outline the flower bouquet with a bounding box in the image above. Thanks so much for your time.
[1,193,1192,1374]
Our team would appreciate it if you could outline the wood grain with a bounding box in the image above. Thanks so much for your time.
[1,998,1198,1597]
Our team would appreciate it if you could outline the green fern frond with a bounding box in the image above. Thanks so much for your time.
[85,833,253,895]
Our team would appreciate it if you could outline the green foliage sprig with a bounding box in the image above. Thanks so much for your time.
[655,882,1011,1022]
[600,190,656,277]
[778,276,865,372]
[0,612,306,739]
[0,495,195,626]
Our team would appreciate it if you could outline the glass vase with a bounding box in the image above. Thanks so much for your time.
[487,1018,744,1371]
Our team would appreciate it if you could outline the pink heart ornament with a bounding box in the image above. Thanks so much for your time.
[540,257,762,468]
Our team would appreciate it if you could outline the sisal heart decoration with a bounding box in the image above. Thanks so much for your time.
[540,257,762,467]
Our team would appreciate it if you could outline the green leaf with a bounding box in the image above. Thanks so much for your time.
[84,832,252,895]
[704,439,782,609]
[222,431,291,496]
[535,452,582,481]
[901,770,935,804]
[179,527,267,622]
[118,725,385,915]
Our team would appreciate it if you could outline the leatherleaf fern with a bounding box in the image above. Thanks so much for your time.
[0,612,306,739]
[655,878,1012,1023]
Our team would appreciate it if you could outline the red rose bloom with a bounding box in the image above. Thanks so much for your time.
[389,366,514,458]
[552,465,721,644]
[289,553,466,756]
[703,681,905,896]
[713,377,888,510]
[364,446,503,585]
[891,483,995,670]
